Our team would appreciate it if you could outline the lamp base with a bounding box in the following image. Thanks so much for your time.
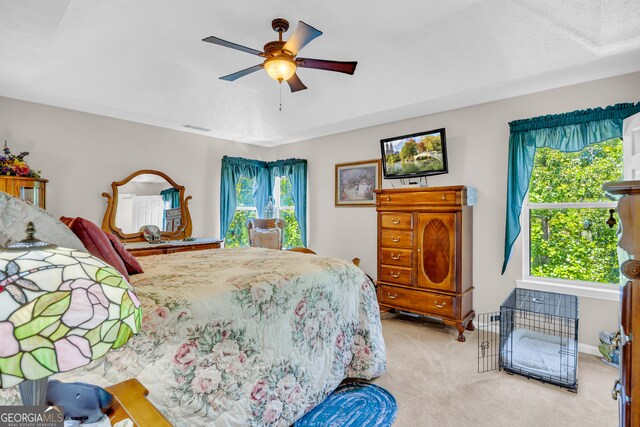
[19,377,49,406]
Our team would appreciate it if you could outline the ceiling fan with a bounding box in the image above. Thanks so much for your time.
[202,18,357,92]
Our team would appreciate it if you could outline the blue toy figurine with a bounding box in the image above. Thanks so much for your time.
[46,380,114,423]
[598,331,621,367]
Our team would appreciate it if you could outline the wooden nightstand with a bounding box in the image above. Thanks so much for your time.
[124,238,222,257]
[106,378,171,426]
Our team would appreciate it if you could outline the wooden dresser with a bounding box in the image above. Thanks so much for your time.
[0,176,47,209]
[124,238,222,257]
[375,186,474,342]
[603,181,640,426]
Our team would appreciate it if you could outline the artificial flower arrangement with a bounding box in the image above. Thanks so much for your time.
[0,141,41,177]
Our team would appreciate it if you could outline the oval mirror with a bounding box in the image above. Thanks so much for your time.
[101,170,192,242]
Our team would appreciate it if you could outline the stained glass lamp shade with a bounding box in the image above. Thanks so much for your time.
[0,223,142,405]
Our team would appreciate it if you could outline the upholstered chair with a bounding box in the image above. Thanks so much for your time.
[246,218,285,250]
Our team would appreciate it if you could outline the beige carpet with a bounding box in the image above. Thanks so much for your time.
[372,313,617,427]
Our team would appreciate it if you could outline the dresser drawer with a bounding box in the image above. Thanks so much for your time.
[380,248,412,267]
[380,213,413,230]
[128,248,164,257]
[380,229,413,248]
[379,265,412,285]
[166,243,221,254]
[378,285,456,319]
[378,190,458,207]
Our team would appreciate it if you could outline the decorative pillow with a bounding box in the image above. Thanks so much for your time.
[104,232,144,275]
[0,192,86,251]
[249,227,282,250]
[66,217,130,280]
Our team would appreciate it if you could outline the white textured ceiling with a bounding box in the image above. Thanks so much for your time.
[1,0,640,146]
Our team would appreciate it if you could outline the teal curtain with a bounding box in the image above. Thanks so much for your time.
[270,158,308,247]
[502,102,640,274]
[160,188,180,209]
[220,156,271,240]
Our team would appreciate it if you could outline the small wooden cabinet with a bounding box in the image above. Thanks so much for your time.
[124,238,222,257]
[0,176,47,209]
[375,186,475,342]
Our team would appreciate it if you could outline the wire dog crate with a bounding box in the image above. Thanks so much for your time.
[478,288,579,391]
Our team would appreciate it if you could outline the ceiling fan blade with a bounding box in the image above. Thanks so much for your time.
[296,58,357,75]
[220,64,263,81]
[283,21,323,55]
[286,73,307,92]
[202,36,263,56]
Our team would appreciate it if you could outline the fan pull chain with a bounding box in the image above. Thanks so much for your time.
[279,84,283,111]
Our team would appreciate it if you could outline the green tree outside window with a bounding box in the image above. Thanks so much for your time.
[225,177,257,247]
[527,138,622,284]
[278,176,303,248]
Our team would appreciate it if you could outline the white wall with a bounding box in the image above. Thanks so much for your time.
[268,71,640,347]
[0,96,269,238]
[2,72,639,347]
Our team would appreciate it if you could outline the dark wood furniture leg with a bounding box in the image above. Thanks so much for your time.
[465,311,476,331]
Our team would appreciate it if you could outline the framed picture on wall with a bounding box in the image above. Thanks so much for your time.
[335,159,382,207]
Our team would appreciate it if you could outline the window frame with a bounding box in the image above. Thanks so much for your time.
[520,138,624,302]
[229,176,301,248]
[272,176,302,249]
[520,194,619,300]
[272,176,294,215]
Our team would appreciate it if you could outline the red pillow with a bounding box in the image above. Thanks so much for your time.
[104,232,144,275]
[65,217,130,281]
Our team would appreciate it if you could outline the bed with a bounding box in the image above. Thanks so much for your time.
[1,247,386,426]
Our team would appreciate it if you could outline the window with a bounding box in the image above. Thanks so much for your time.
[225,177,258,247]
[225,176,303,248]
[273,176,303,248]
[522,138,623,286]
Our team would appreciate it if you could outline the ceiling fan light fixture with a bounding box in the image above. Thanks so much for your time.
[264,57,296,82]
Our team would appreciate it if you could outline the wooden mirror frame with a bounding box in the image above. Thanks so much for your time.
[101,169,193,242]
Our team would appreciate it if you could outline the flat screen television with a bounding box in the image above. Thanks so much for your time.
[380,128,448,179]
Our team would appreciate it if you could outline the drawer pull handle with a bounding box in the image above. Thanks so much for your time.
[390,236,401,243]
[389,271,401,278]
[391,253,401,260]
[434,300,447,309]
[391,218,401,224]
[442,194,446,200]
[387,293,398,299]
[386,196,391,201]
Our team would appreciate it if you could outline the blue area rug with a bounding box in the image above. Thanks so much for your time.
[294,382,397,427]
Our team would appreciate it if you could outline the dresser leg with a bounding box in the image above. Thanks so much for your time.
[455,324,466,342]
[465,312,476,331]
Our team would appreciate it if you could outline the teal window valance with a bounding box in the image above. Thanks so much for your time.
[502,102,640,274]
[220,156,308,246]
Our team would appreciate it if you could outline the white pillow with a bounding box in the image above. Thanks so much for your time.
[249,227,282,250]
[0,192,86,251]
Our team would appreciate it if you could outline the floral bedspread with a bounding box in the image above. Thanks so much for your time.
[3,248,386,426]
